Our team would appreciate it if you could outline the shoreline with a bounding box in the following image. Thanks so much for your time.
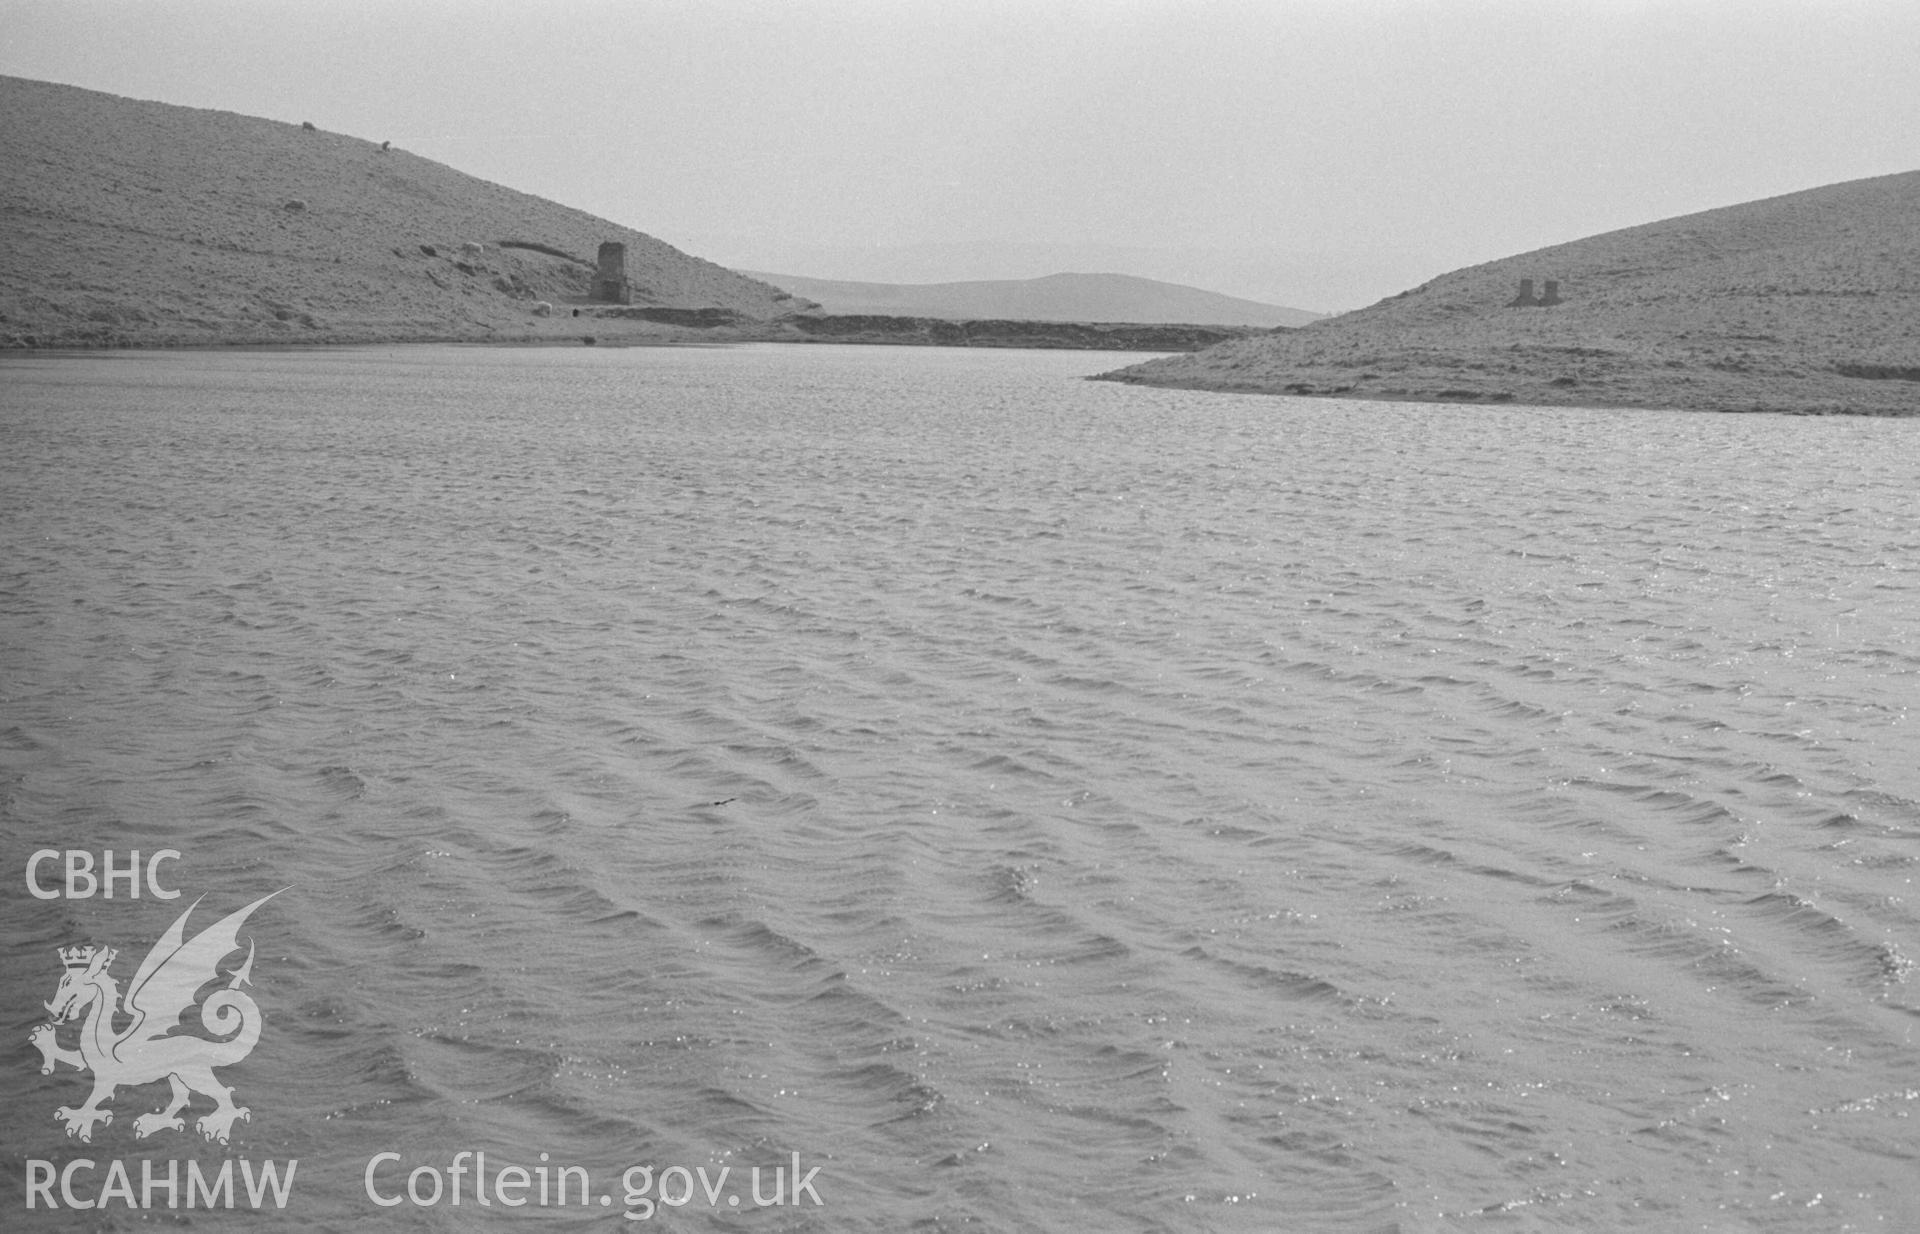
[10,329,1917,417]
[1089,370,1917,417]
[0,311,1255,356]
[1092,339,1920,417]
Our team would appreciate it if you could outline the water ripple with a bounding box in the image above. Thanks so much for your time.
[2,345,1917,1230]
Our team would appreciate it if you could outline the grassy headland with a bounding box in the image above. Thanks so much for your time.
[1097,172,1920,415]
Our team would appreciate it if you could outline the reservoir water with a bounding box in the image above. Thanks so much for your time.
[2,343,1917,1231]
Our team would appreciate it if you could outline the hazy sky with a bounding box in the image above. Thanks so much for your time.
[4,0,1916,310]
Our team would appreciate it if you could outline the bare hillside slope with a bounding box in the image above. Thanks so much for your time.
[0,76,805,346]
[1101,171,1920,414]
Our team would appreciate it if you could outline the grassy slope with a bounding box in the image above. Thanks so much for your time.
[0,76,805,347]
[1101,171,1920,414]
[741,269,1321,327]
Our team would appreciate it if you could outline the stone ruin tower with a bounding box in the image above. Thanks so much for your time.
[1507,277,1564,308]
[594,242,632,305]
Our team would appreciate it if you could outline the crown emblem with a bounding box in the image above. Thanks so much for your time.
[58,944,113,970]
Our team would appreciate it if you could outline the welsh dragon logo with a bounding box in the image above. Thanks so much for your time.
[29,890,281,1145]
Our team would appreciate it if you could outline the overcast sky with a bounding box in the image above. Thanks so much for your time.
[4,0,1916,310]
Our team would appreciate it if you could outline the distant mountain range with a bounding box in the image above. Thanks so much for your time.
[742,270,1321,328]
[1101,171,1920,415]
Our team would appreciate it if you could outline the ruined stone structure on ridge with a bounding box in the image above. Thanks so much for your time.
[594,242,631,305]
[1506,277,1564,308]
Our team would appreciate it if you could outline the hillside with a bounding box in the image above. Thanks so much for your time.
[1099,172,1920,415]
[0,76,806,347]
[741,270,1320,327]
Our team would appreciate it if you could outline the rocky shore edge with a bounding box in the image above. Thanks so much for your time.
[1089,343,1920,416]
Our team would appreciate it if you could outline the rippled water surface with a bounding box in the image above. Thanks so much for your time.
[3,344,1918,1231]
